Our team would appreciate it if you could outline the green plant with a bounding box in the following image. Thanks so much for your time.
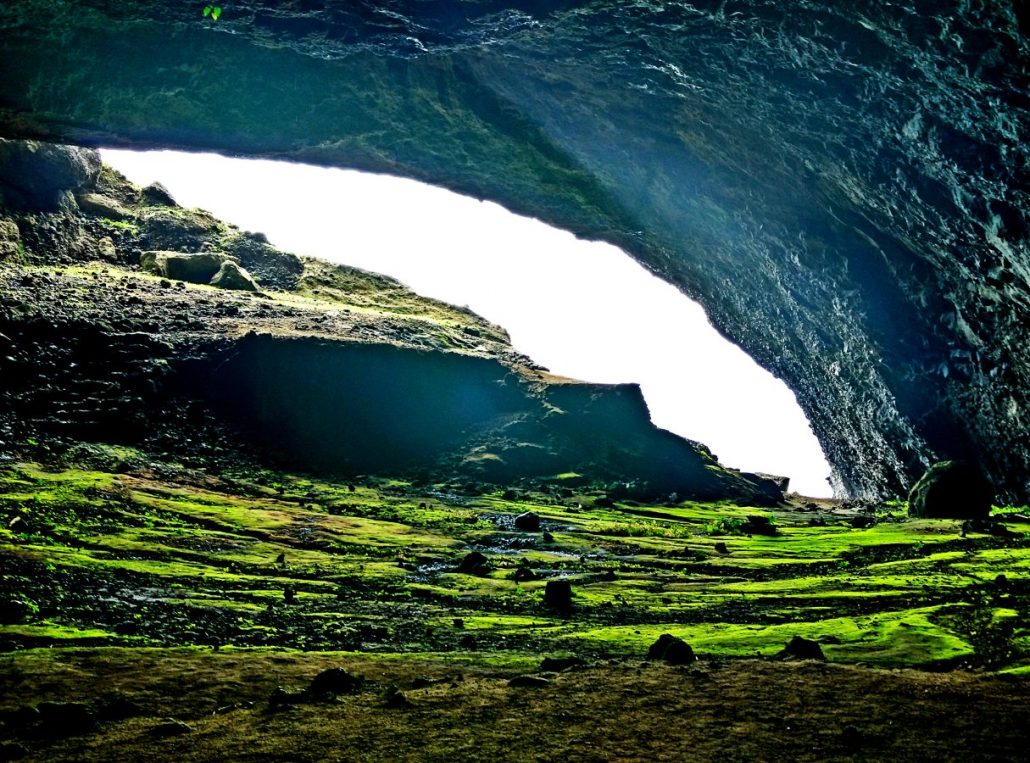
[203,5,222,20]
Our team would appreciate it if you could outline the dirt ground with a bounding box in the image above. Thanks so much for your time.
[2,649,1029,762]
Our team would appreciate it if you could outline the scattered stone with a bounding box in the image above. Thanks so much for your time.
[542,531,555,543]
[210,260,259,291]
[714,542,729,554]
[502,488,520,500]
[307,667,365,698]
[808,516,827,527]
[543,579,573,613]
[283,585,296,604]
[851,515,876,529]
[647,634,696,664]
[411,676,437,689]
[908,460,993,520]
[540,656,585,672]
[458,551,490,575]
[593,495,615,508]
[776,635,826,661]
[514,511,541,532]
[601,569,617,581]
[149,719,193,737]
[507,675,551,688]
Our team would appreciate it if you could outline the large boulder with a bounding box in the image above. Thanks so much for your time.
[908,461,994,520]
[0,139,100,210]
[210,260,259,291]
[75,192,133,221]
[141,251,230,284]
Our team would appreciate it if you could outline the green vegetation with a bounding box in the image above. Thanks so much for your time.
[3,451,1028,671]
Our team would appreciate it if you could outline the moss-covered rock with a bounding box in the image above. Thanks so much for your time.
[908,461,994,520]
[0,139,100,211]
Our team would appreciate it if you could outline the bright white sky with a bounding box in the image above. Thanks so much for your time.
[101,149,833,496]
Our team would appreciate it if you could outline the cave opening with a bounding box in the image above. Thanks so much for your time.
[103,148,832,496]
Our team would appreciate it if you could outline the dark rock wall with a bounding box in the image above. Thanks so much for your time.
[1,1,1027,499]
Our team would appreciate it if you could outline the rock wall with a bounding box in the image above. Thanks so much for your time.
[0,1,1026,499]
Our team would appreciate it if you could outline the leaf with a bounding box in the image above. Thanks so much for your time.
[211,6,222,20]
[203,6,212,16]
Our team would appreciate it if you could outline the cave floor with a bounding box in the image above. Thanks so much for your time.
[2,448,1029,760]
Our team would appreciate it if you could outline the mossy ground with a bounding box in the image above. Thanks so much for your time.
[3,449,1028,670]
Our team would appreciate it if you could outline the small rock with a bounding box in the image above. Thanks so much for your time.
[775,635,826,661]
[513,566,537,582]
[149,719,192,737]
[268,687,304,710]
[714,542,729,554]
[647,634,696,665]
[514,511,541,532]
[542,531,555,543]
[851,515,876,529]
[507,675,551,688]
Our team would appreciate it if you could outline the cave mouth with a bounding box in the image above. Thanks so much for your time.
[102,148,833,497]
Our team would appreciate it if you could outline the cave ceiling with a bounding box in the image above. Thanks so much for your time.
[1,1,1027,500]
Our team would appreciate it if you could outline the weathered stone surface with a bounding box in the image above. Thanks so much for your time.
[0,139,99,210]
[0,4,1025,500]
[210,260,259,291]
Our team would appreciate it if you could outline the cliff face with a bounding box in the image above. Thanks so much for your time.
[0,140,778,503]
[0,1,1026,500]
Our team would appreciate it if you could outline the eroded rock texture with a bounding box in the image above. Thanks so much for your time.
[0,1,1027,499]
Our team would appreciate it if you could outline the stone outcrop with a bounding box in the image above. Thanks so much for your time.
[0,4,1026,500]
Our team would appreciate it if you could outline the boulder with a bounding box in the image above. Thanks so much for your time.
[140,251,229,284]
[908,461,994,520]
[141,182,177,207]
[0,139,100,210]
[210,260,259,291]
[457,551,490,575]
[75,192,132,220]
[647,634,696,665]
[513,511,541,532]
[543,579,573,613]
[140,208,218,250]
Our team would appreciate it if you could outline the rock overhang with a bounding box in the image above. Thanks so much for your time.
[0,1,1027,500]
